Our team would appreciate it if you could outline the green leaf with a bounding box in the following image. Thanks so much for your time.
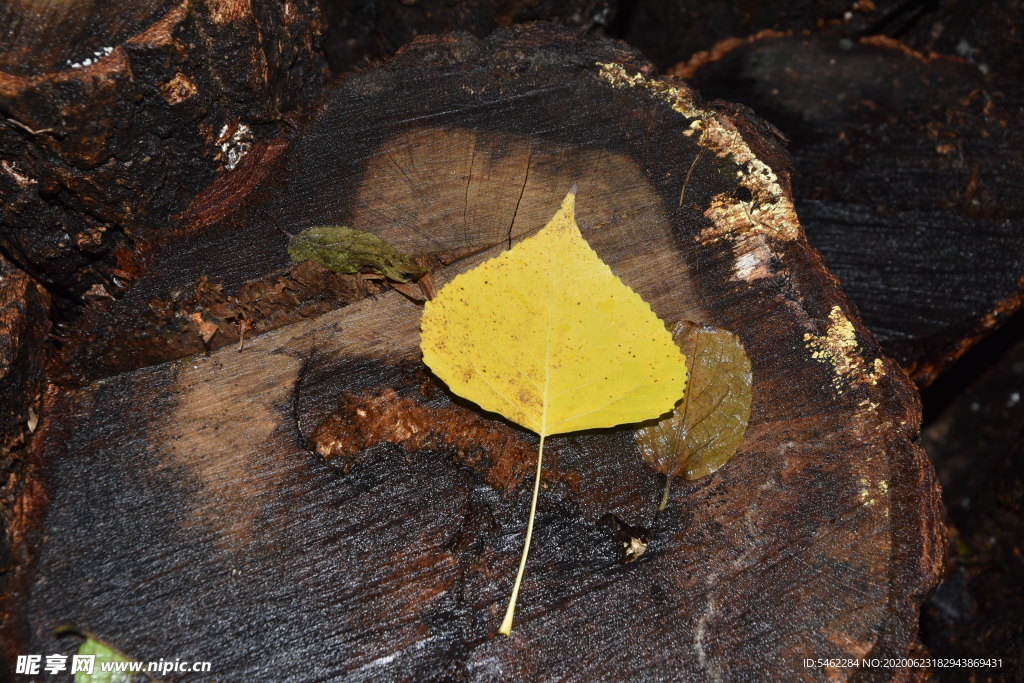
[74,636,135,683]
[286,225,428,282]
[636,321,752,510]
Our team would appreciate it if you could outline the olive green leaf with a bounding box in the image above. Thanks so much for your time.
[75,636,135,683]
[636,320,752,511]
[286,225,428,283]
[55,626,147,683]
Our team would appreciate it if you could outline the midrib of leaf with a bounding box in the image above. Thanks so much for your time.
[497,274,554,636]
[422,190,690,636]
[660,359,693,512]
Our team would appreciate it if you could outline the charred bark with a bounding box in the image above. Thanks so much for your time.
[681,34,1024,385]
[0,0,331,315]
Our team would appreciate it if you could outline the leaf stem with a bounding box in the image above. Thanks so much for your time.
[498,432,546,636]
[659,475,672,513]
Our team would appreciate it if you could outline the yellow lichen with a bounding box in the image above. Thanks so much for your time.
[803,306,885,394]
[858,476,889,506]
[596,62,799,242]
[857,399,879,413]
[867,357,887,385]
[858,476,872,502]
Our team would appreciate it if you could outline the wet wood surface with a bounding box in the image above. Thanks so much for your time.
[6,26,943,679]
[679,33,1024,386]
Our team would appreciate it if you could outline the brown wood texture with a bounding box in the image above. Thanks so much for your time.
[0,0,330,311]
[679,33,1024,386]
[8,26,943,679]
[0,254,50,586]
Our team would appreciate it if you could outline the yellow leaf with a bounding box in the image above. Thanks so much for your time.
[421,191,687,436]
[420,190,687,634]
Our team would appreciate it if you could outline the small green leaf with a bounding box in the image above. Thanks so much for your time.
[74,636,134,683]
[286,225,428,282]
[636,321,752,510]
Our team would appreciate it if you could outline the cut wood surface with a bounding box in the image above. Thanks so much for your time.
[679,34,1024,386]
[10,26,943,679]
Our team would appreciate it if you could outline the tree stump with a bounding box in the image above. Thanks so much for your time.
[677,33,1024,385]
[5,26,943,679]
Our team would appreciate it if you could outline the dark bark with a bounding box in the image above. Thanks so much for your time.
[0,0,331,663]
[0,255,48,455]
[319,0,622,72]
[919,316,1024,678]
[681,34,1024,385]
[623,0,908,71]
[622,0,1024,77]
[6,26,943,679]
[0,0,331,315]
[0,254,50,607]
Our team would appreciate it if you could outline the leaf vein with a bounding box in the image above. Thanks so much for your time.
[466,356,540,432]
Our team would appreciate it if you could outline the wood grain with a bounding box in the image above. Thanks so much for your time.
[681,34,1024,385]
[9,26,943,679]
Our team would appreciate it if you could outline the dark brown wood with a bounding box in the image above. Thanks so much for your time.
[7,25,943,679]
[894,0,1024,80]
[0,254,49,662]
[919,319,1024,676]
[320,0,622,71]
[622,0,908,71]
[0,0,330,311]
[622,0,1024,78]
[0,255,48,450]
[0,253,49,563]
[679,34,1024,386]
